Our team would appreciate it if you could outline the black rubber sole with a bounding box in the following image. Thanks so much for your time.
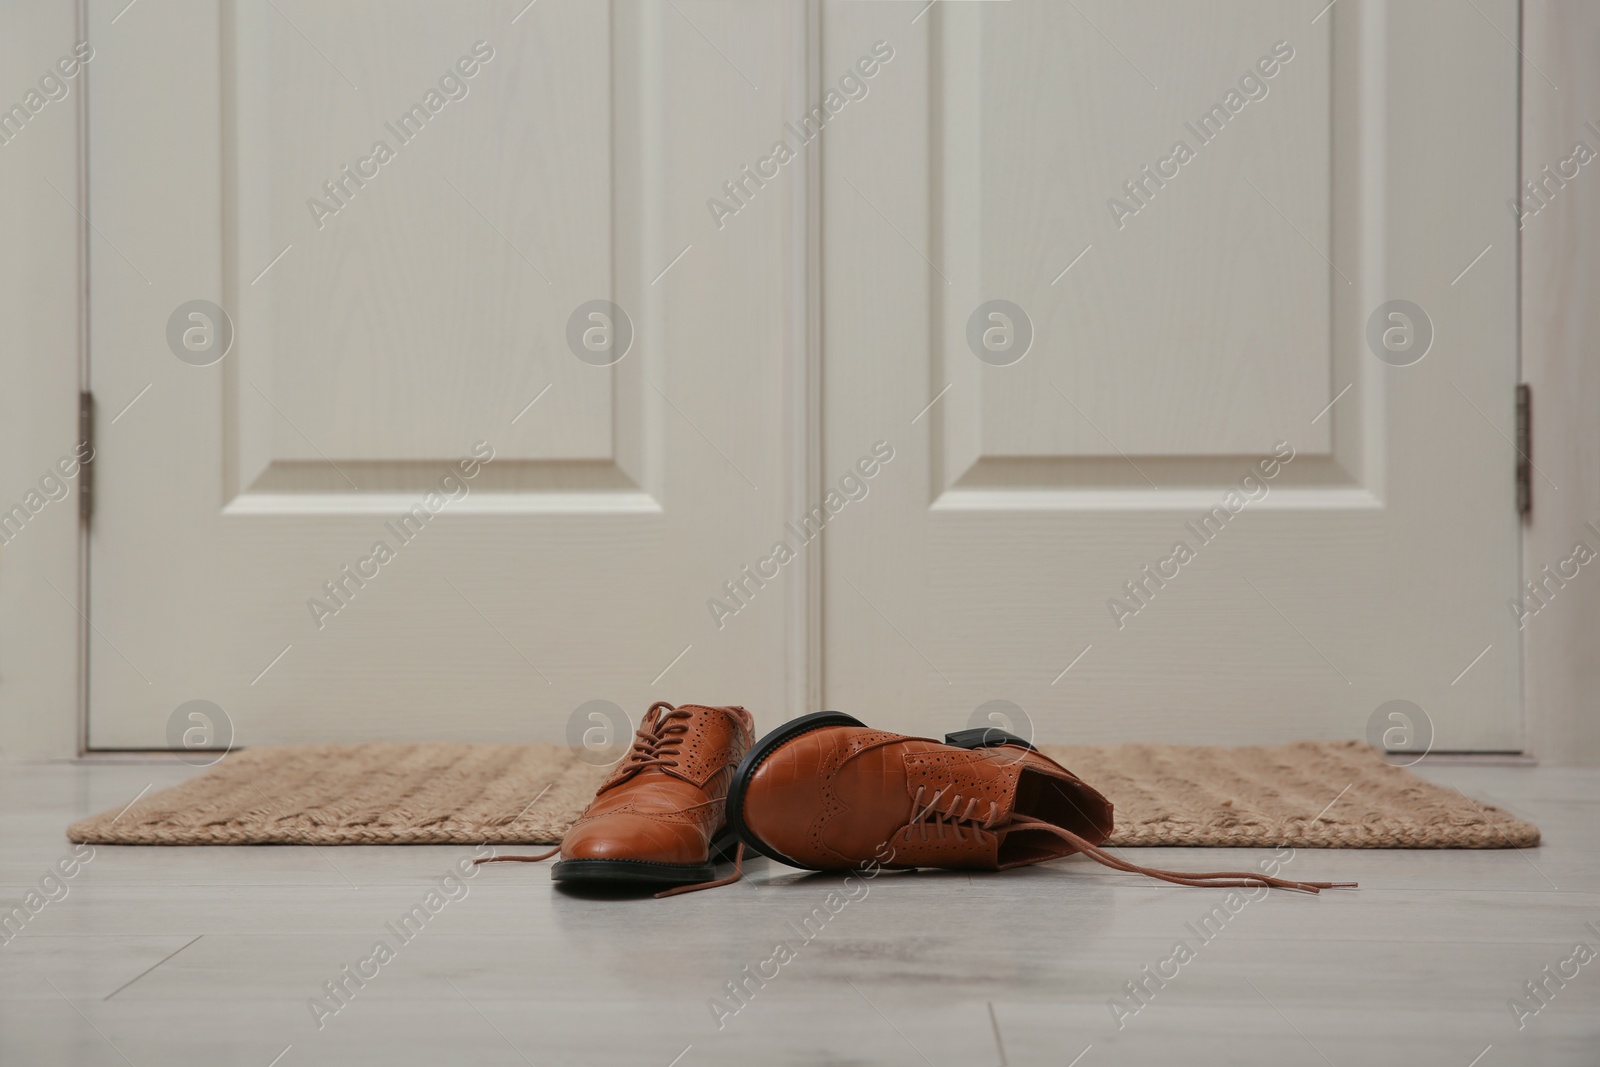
[942,727,1036,752]
[550,826,739,887]
[725,710,867,871]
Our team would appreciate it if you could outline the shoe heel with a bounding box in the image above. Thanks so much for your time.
[943,726,1037,752]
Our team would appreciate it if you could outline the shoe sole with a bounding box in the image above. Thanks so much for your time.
[550,826,740,888]
[725,710,867,871]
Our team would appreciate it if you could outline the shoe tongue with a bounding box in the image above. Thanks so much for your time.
[1010,764,1114,842]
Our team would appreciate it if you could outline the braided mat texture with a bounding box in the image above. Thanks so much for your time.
[67,738,1538,848]
[67,744,606,846]
[1042,739,1539,848]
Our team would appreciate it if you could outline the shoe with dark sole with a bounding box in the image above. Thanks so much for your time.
[729,716,1357,894]
[550,827,741,887]
[475,701,755,896]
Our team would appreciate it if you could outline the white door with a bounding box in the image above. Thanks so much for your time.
[86,1,804,746]
[821,0,1523,750]
[88,0,1525,755]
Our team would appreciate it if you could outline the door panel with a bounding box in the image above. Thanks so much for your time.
[822,0,1522,749]
[955,5,1331,461]
[87,0,797,745]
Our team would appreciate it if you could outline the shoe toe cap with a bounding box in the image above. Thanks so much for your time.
[560,813,705,865]
[742,756,855,867]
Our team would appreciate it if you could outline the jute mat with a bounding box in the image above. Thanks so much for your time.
[67,738,1538,848]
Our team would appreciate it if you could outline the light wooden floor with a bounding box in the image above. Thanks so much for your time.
[1,759,1597,1067]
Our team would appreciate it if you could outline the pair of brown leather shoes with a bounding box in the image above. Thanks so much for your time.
[481,704,1354,897]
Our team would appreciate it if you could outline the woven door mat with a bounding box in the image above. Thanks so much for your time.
[66,738,1539,848]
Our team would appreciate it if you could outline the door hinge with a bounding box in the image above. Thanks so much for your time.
[1515,383,1531,518]
[79,390,94,523]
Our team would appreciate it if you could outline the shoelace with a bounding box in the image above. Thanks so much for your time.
[910,785,1353,893]
[664,787,1354,897]
[909,785,1000,844]
[656,843,744,899]
[620,701,694,773]
[474,702,731,897]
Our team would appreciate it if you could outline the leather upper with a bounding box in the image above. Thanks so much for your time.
[741,725,1113,871]
[561,702,754,866]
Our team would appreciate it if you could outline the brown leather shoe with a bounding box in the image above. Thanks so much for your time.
[479,701,754,892]
[727,713,1354,893]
